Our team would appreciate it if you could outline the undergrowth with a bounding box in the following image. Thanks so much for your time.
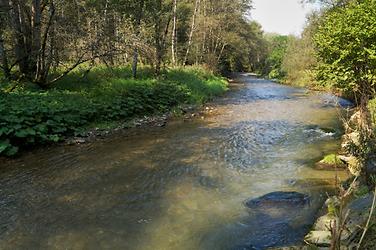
[0,66,228,156]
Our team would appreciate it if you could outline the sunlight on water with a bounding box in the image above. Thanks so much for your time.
[0,75,350,250]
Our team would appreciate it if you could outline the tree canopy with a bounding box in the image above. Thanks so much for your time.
[0,0,266,86]
[314,0,376,100]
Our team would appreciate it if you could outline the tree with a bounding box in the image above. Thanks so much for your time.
[131,0,145,78]
[183,0,200,65]
[314,0,376,109]
[281,13,319,86]
[0,0,10,79]
[262,34,290,79]
[171,0,178,66]
[0,0,264,85]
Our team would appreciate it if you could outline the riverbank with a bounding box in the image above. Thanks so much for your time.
[302,102,376,249]
[0,66,228,156]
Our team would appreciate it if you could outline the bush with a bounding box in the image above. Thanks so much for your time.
[0,66,228,156]
[314,0,376,96]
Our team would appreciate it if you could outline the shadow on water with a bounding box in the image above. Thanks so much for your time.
[0,126,215,249]
[0,74,350,250]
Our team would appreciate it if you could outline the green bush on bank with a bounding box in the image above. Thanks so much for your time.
[0,66,228,156]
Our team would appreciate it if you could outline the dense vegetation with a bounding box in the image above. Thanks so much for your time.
[0,0,269,155]
[263,0,376,100]
[261,34,289,79]
[0,66,227,156]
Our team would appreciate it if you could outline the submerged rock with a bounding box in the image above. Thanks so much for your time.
[318,94,354,108]
[245,191,310,208]
[267,247,311,250]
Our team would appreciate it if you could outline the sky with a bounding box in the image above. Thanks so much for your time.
[251,0,318,35]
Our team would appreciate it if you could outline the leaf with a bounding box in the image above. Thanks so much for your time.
[0,139,11,153]
[5,146,19,156]
[48,135,61,142]
[0,127,9,136]
[15,128,36,138]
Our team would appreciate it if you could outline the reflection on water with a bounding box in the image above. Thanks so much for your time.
[0,74,349,250]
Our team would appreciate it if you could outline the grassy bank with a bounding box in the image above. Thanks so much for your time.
[0,66,228,156]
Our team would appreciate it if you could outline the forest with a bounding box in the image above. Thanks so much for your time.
[0,0,269,155]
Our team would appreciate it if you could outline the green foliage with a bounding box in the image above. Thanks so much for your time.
[262,34,291,80]
[218,21,268,74]
[0,66,227,156]
[282,14,319,87]
[313,0,376,95]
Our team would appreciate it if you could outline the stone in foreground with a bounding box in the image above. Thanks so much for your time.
[304,231,332,246]
[245,191,310,208]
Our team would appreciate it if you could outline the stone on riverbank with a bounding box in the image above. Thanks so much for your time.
[305,230,332,246]
[315,154,346,170]
[313,214,336,231]
[341,131,361,150]
[305,193,375,248]
[365,156,376,175]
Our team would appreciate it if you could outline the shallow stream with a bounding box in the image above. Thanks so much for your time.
[0,74,350,249]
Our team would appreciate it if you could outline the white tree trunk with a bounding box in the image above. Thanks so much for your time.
[184,0,200,65]
[171,0,177,66]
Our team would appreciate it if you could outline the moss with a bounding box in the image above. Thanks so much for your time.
[320,154,342,165]
[315,154,346,170]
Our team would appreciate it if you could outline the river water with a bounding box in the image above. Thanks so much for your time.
[0,74,350,250]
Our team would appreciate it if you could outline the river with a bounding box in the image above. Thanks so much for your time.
[0,74,350,250]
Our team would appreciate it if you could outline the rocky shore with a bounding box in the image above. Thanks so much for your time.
[274,109,376,250]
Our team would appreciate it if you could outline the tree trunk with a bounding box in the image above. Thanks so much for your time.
[171,0,177,66]
[217,43,226,64]
[132,0,144,78]
[32,0,42,81]
[200,0,206,64]
[39,1,55,85]
[8,0,29,75]
[184,0,200,65]
[0,5,10,79]
[154,0,163,75]
[0,29,10,79]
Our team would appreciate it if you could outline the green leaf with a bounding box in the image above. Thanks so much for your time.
[5,146,19,156]
[15,128,36,138]
[0,139,11,153]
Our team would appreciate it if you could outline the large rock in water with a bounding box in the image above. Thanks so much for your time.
[245,191,310,208]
